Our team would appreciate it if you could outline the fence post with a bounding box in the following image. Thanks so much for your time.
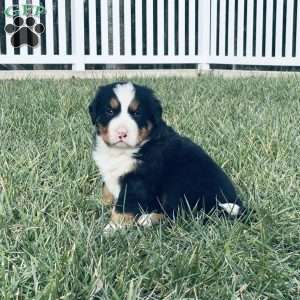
[71,0,85,71]
[198,0,210,71]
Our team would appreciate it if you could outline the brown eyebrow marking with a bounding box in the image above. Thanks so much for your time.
[128,99,140,112]
[110,98,120,109]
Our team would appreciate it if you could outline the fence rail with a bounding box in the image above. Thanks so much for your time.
[1,0,300,70]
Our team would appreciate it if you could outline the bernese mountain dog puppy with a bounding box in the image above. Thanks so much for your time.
[89,82,246,233]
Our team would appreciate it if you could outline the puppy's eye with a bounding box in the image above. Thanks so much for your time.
[105,108,114,116]
[131,109,141,117]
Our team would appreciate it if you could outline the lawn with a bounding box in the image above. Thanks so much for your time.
[0,76,299,299]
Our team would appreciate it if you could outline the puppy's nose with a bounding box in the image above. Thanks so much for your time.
[117,128,128,139]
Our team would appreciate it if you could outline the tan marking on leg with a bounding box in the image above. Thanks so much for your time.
[101,183,115,206]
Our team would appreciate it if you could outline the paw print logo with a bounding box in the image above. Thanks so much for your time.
[4,16,45,48]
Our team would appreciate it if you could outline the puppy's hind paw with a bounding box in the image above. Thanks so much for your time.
[218,203,241,216]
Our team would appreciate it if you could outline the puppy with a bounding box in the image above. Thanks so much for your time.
[89,82,246,233]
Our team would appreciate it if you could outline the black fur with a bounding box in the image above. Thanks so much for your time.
[89,82,246,220]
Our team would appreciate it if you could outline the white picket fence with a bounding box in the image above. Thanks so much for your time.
[1,0,300,70]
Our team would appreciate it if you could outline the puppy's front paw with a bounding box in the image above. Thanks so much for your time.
[137,214,153,227]
[137,213,164,227]
[103,222,126,235]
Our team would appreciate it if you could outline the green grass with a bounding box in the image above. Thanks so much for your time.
[0,76,300,299]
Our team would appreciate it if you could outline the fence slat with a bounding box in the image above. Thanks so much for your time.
[297,0,300,57]
[19,0,28,55]
[210,0,218,56]
[198,0,210,68]
[189,0,195,55]
[265,0,274,57]
[275,0,283,57]
[167,0,175,56]
[58,0,66,55]
[124,0,132,56]
[285,0,294,57]
[219,0,226,56]
[31,0,41,55]
[88,0,96,56]
[146,0,153,55]
[178,0,185,55]
[45,0,54,55]
[5,0,14,55]
[71,0,85,69]
[246,0,254,56]
[157,0,164,55]
[228,0,235,56]
[255,0,263,57]
[135,0,143,56]
[237,0,245,56]
[101,0,109,56]
[112,0,120,55]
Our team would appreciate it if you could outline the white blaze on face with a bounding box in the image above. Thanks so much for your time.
[108,82,139,148]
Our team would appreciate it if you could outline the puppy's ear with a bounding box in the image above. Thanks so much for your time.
[89,84,115,125]
[88,98,97,125]
[89,85,106,125]
[151,96,163,125]
[138,85,163,125]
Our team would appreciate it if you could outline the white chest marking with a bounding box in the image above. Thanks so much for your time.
[93,135,139,199]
